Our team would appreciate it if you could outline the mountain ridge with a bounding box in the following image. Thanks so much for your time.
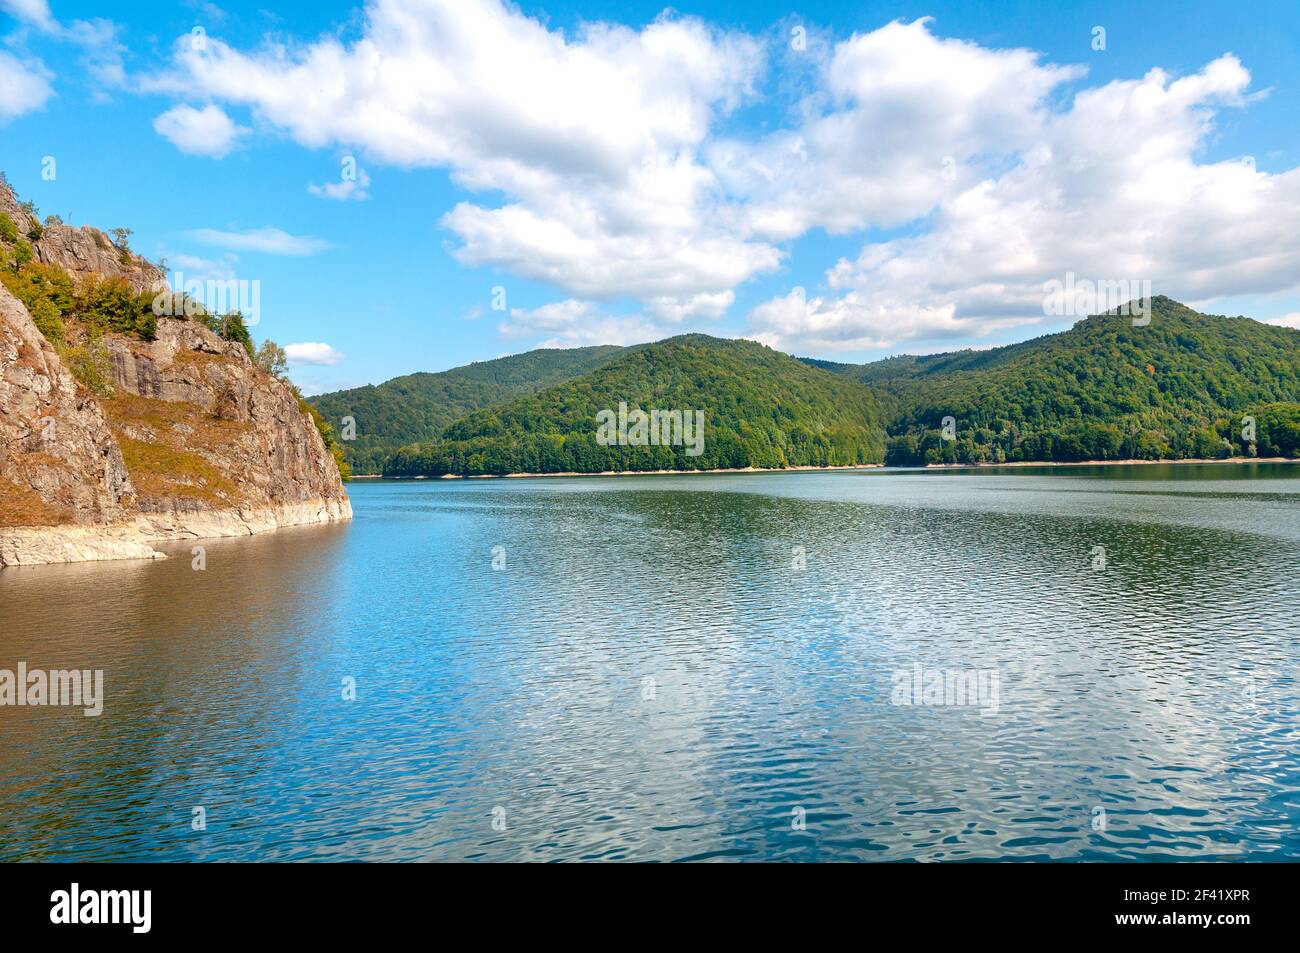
[315,298,1299,476]
[384,334,889,476]
[310,345,625,473]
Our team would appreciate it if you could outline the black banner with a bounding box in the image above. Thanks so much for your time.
[0,861,1283,941]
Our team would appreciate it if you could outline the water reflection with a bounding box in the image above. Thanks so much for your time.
[1,466,1297,861]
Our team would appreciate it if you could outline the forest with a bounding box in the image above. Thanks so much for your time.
[383,336,888,476]
[308,298,1300,476]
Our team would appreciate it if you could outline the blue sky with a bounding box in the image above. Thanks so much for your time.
[1,0,1298,395]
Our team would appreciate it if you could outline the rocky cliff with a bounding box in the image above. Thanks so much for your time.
[0,179,351,565]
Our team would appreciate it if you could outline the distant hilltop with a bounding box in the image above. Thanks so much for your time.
[0,174,351,566]
[313,299,1300,477]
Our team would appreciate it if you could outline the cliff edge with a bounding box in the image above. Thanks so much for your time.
[0,178,351,566]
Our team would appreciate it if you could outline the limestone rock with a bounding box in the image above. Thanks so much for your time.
[0,284,135,527]
[0,178,351,566]
[1,177,165,293]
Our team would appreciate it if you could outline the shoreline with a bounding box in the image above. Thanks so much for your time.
[348,456,1298,481]
[0,498,353,567]
[920,456,1298,470]
[354,463,882,480]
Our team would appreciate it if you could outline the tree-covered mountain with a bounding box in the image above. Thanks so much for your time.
[821,297,1299,465]
[310,345,623,473]
[317,297,1297,476]
[385,335,890,476]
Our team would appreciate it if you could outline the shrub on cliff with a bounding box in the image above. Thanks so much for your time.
[60,326,115,398]
[255,339,288,377]
[0,261,74,344]
[205,310,255,358]
[0,212,16,244]
[75,275,157,341]
[20,201,40,239]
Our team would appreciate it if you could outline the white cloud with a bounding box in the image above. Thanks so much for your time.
[0,51,53,122]
[308,167,370,201]
[0,0,56,32]
[645,290,734,322]
[747,288,1036,352]
[144,9,1300,351]
[285,342,345,366]
[712,18,1084,241]
[186,226,330,256]
[65,18,128,97]
[1268,312,1300,329]
[152,104,246,158]
[0,6,129,102]
[165,252,239,283]
[748,51,1300,351]
[500,299,667,348]
[146,0,777,315]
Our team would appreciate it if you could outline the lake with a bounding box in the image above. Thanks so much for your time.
[1,463,1297,861]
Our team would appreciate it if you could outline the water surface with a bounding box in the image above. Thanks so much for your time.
[1,463,1297,861]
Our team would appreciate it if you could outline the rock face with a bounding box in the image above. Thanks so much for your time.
[99,316,353,523]
[0,285,137,524]
[34,224,168,294]
[0,182,351,566]
[1,180,166,294]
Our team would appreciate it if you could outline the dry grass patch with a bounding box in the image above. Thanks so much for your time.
[172,348,227,369]
[103,392,250,445]
[115,436,239,505]
[102,392,250,507]
[0,477,75,527]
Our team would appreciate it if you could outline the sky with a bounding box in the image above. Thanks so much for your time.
[1,0,1298,395]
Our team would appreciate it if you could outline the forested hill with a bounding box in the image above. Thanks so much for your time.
[318,297,1297,476]
[384,335,890,476]
[825,297,1300,465]
[310,345,623,473]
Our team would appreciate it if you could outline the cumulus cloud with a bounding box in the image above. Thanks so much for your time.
[712,18,1083,241]
[141,8,1300,352]
[145,0,777,317]
[1268,312,1300,330]
[0,51,53,122]
[186,226,330,256]
[153,103,246,157]
[499,299,668,348]
[748,52,1300,351]
[747,288,1036,352]
[285,342,345,366]
[645,291,734,322]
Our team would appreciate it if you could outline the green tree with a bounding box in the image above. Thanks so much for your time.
[255,339,288,377]
[208,310,254,358]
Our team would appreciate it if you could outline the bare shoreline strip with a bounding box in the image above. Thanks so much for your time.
[348,456,1299,481]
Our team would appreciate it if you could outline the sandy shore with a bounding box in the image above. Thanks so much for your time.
[349,456,1298,481]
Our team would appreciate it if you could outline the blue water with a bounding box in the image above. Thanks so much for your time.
[1,464,1298,861]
